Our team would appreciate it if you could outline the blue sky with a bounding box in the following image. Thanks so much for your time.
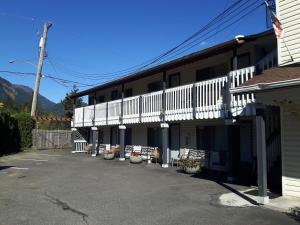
[0,0,268,103]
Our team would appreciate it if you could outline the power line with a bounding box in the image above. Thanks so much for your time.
[46,0,248,79]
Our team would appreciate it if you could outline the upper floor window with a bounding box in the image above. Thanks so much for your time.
[111,90,120,100]
[96,95,105,104]
[148,81,162,93]
[231,53,250,70]
[196,63,228,82]
[88,95,94,105]
[124,88,133,98]
[168,73,180,88]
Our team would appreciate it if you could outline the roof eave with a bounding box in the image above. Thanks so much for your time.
[230,78,300,94]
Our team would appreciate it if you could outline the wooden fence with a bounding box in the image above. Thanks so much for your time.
[32,129,72,150]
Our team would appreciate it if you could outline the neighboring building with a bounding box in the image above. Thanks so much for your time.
[71,29,280,204]
[230,0,300,200]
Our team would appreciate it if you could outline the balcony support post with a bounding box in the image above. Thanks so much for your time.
[192,84,197,119]
[91,126,98,157]
[71,127,77,152]
[161,123,169,168]
[120,84,124,125]
[162,71,167,122]
[106,102,108,126]
[119,125,126,161]
[255,113,269,204]
[93,93,96,126]
[139,96,142,123]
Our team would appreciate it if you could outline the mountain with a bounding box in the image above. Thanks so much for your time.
[0,76,64,115]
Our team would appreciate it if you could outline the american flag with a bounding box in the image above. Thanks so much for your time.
[265,0,285,39]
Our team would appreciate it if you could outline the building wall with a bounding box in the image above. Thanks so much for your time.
[88,34,275,102]
[276,0,300,65]
[281,103,300,198]
[257,87,300,198]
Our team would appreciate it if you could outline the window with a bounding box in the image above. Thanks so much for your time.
[96,95,105,104]
[147,81,162,93]
[168,73,180,88]
[88,95,94,105]
[111,90,120,100]
[231,53,251,70]
[124,88,133,98]
[196,63,228,82]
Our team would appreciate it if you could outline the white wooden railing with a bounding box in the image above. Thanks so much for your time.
[73,66,256,126]
[74,107,84,127]
[95,102,107,126]
[141,90,163,122]
[83,105,94,127]
[107,99,122,125]
[72,140,87,153]
[195,76,227,119]
[165,84,193,121]
[123,96,140,124]
[230,66,256,116]
[257,49,277,72]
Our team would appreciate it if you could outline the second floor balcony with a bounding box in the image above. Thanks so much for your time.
[73,66,257,127]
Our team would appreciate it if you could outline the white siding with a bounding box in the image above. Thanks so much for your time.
[276,0,300,65]
[281,104,300,198]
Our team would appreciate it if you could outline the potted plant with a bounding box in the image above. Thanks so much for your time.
[130,151,143,164]
[103,150,115,160]
[179,159,204,174]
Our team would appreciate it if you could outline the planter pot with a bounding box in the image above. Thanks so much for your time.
[184,165,201,174]
[103,152,115,160]
[130,155,143,164]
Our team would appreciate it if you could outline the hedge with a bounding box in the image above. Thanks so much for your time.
[13,113,35,149]
[0,111,34,156]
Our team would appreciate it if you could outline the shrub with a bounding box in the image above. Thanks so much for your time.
[13,113,35,149]
[0,111,20,156]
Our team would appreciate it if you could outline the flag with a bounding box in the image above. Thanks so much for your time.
[265,1,285,39]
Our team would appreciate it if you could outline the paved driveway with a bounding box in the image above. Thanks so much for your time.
[0,150,298,225]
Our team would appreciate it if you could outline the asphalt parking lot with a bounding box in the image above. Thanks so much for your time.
[0,150,298,225]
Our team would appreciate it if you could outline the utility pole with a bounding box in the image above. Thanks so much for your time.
[31,22,52,117]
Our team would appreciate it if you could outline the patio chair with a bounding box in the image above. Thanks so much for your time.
[187,149,206,160]
[150,147,160,164]
[112,145,121,158]
[125,145,133,158]
[170,150,180,167]
[141,146,151,161]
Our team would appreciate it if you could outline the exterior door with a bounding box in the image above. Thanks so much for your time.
[169,124,180,150]
[147,127,162,148]
[110,126,119,145]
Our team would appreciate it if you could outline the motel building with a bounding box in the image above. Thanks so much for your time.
[71,0,299,204]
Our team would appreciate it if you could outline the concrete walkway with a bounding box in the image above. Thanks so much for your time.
[0,150,298,225]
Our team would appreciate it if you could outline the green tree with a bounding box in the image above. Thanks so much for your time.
[61,85,83,118]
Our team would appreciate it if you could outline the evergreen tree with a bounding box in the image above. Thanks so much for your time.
[61,85,83,118]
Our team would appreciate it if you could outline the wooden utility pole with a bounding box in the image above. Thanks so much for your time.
[31,22,52,117]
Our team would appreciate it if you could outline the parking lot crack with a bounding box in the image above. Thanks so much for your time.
[44,192,89,225]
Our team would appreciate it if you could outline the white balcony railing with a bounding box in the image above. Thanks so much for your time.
[107,99,122,125]
[141,90,163,122]
[95,102,107,126]
[73,66,256,127]
[123,96,140,124]
[83,105,94,127]
[165,84,193,121]
[230,66,256,116]
[195,76,227,119]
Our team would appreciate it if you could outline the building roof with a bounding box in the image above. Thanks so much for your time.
[72,29,274,98]
[231,64,300,94]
